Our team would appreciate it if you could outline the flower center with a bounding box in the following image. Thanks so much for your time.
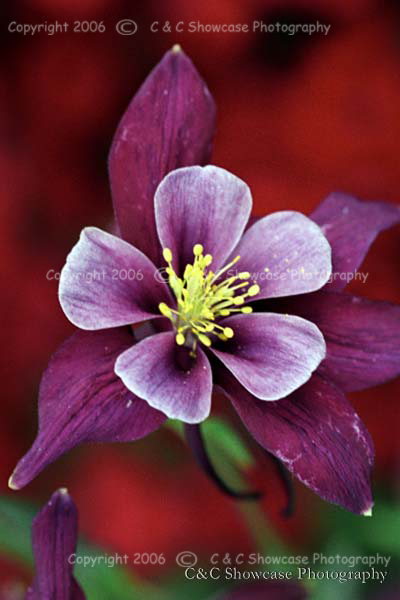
[159,244,260,353]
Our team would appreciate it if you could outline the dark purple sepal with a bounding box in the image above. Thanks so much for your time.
[266,452,296,517]
[108,47,216,266]
[10,329,166,489]
[311,192,400,290]
[219,371,374,514]
[272,290,400,392]
[71,582,86,600]
[25,489,85,600]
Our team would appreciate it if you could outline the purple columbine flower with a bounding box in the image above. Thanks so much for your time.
[53,164,329,425]
[26,489,85,600]
[10,47,400,516]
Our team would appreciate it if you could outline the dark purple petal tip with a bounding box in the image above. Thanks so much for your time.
[311,192,400,290]
[220,372,374,515]
[26,489,85,600]
[109,46,216,266]
[10,329,166,490]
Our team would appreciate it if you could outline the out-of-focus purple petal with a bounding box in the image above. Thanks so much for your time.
[210,313,325,400]
[155,166,252,274]
[10,329,166,490]
[220,371,374,514]
[59,227,172,330]
[26,489,84,600]
[311,192,400,290]
[220,581,308,600]
[115,332,212,423]
[109,47,216,266]
[71,582,86,600]
[230,211,331,299]
[273,291,400,392]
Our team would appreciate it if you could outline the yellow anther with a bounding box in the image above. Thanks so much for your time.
[248,284,260,297]
[198,334,211,347]
[241,306,253,314]
[159,302,172,317]
[159,244,259,353]
[183,264,193,278]
[223,327,234,338]
[176,332,185,345]
[163,248,173,262]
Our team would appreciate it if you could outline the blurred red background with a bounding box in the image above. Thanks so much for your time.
[1,0,399,591]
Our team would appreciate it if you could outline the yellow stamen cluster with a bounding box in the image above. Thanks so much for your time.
[159,244,260,352]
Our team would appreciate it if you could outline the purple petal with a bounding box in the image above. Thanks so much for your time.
[10,329,165,490]
[109,47,216,266]
[155,165,252,274]
[59,227,172,330]
[220,581,307,600]
[276,291,400,392]
[210,313,325,400]
[115,332,212,423]
[231,211,331,300]
[220,371,374,514]
[311,192,400,290]
[26,489,84,600]
[71,582,86,600]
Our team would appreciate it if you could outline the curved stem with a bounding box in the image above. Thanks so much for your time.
[267,453,296,518]
[185,424,261,501]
